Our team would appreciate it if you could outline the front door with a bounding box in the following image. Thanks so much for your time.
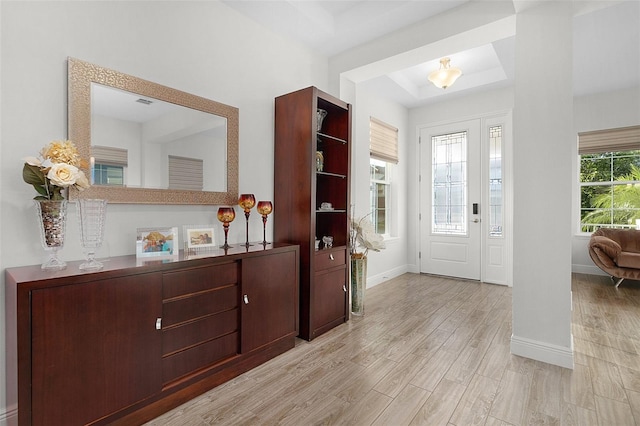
[420,120,481,280]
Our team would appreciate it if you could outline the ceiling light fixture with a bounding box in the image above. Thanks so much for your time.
[428,57,462,89]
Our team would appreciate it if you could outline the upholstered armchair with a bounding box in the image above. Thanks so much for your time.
[588,228,640,287]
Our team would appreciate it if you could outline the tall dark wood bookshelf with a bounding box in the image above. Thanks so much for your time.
[274,86,351,340]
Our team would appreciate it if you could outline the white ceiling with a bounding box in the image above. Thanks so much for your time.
[222,0,640,108]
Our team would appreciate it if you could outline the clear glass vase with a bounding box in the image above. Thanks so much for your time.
[35,200,68,271]
[77,199,108,270]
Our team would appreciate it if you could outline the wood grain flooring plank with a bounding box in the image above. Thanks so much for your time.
[561,363,596,410]
[449,374,499,426]
[409,378,466,426]
[489,369,531,425]
[371,384,431,426]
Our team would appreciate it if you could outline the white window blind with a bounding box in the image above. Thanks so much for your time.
[91,145,128,166]
[168,155,203,191]
[578,125,640,154]
[370,117,398,164]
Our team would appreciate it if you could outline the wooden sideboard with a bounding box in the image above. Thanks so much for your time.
[5,243,299,425]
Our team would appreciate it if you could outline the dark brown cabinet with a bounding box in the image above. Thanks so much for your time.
[274,86,351,340]
[241,250,298,353]
[5,244,298,425]
[31,274,163,426]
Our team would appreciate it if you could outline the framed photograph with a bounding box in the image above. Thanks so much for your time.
[136,227,179,258]
[184,225,216,249]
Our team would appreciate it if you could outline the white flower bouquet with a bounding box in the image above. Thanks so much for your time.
[23,140,90,200]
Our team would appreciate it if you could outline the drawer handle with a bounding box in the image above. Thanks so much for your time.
[155,318,162,330]
[329,254,334,261]
[343,285,347,292]
[243,294,249,304]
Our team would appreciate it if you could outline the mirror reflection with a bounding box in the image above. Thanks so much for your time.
[68,57,239,205]
[91,83,227,192]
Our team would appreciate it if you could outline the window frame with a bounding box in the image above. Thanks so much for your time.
[579,149,640,233]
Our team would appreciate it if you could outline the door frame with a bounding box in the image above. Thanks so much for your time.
[418,111,513,286]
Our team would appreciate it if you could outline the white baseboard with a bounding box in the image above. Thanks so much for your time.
[572,264,607,276]
[511,334,574,369]
[366,265,409,289]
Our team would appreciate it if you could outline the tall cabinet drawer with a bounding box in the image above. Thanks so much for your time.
[315,247,346,271]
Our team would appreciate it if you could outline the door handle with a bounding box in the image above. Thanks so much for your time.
[473,218,480,223]
[243,294,249,304]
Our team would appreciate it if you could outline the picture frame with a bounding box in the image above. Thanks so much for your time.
[183,225,216,250]
[136,227,179,258]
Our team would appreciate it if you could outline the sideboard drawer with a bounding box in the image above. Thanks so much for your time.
[163,262,237,299]
[163,285,238,327]
[162,332,238,384]
[315,247,346,272]
[163,308,238,356]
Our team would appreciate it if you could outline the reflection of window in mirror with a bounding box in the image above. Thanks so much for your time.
[168,155,203,191]
[94,164,125,186]
[91,145,128,186]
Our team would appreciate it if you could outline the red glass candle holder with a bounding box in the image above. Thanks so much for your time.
[238,194,256,247]
[217,206,236,249]
[257,201,273,245]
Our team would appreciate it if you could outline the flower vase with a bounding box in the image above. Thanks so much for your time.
[35,200,68,270]
[78,199,107,270]
[351,255,367,316]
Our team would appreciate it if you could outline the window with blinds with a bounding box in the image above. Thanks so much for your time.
[91,145,128,166]
[168,155,204,191]
[370,117,398,164]
[91,145,128,186]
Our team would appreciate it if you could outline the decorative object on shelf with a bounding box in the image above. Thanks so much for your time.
[35,200,69,270]
[316,109,327,132]
[217,207,236,249]
[257,200,273,245]
[428,57,462,89]
[322,235,333,249]
[238,194,256,247]
[183,224,216,255]
[350,213,386,315]
[316,151,324,172]
[23,139,90,270]
[77,199,108,270]
[135,227,178,258]
[320,202,333,211]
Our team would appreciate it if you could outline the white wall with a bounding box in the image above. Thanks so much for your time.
[351,85,410,287]
[511,1,574,368]
[0,1,328,420]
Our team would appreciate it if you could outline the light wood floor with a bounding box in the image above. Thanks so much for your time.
[146,273,640,425]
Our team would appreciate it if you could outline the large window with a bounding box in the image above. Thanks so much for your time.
[369,117,398,236]
[370,159,389,235]
[580,150,640,232]
[579,126,640,232]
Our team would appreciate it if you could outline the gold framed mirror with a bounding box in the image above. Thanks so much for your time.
[68,57,238,204]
